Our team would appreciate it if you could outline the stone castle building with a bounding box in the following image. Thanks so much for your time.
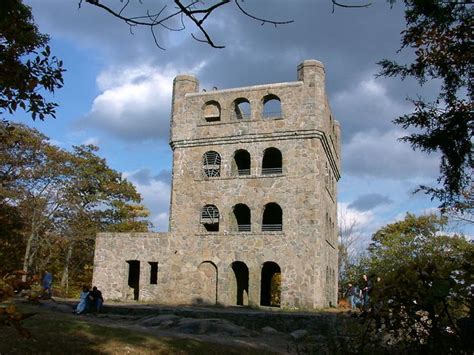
[92,59,341,309]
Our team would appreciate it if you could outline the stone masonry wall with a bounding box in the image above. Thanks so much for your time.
[92,59,341,309]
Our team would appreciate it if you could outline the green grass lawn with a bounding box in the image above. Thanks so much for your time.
[0,302,276,354]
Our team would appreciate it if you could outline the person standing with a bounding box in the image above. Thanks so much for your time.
[361,274,373,310]
[42,271,53,298]
[345,283,358,309]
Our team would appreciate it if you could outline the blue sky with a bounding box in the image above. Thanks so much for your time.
[12,1,471,244]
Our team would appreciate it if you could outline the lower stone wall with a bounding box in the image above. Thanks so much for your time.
[92,231,334,309]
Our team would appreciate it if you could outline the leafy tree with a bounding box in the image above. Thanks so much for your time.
[361,213,473,353]
[0,0,64,121]
[102,201,151,232]
[0,203,25,274]
[0,122,150,292]
[445,185,473,225]
[378,1,473,210]
[56,144,150,289]
[0,121,71,275]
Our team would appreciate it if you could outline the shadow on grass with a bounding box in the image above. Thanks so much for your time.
[0,303,273,355]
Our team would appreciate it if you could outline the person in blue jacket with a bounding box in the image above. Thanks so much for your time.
[42,271,53,298]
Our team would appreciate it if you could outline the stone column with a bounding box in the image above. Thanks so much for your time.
[248,265,261,307]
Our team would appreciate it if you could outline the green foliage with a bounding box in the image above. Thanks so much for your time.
[0,0,64,121]
[339,257,369,290]
[0,122,150,290]
[270,273,281,307]
[363,213,473,352]
[368,213,447,268]
[61,144,151,235]
[378,1,473,210]
[0,204,25,272]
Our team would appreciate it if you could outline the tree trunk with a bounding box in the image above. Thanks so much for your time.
[22,230,36,280]
[22,207,39,280]
[60,240,75,292]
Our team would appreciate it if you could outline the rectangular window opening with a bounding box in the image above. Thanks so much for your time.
[149,262,158,285]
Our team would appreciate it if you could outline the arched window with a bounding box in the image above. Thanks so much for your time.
[232,98,251,120]
[201,204,219,232]
[262,147,282,175]
[262,203,282,231]
[232,204,251,232]
[262,94,281,118]
[203,101,221,122]
[260,261,281,307]
[233,149,251,176]
[202,151,221,178]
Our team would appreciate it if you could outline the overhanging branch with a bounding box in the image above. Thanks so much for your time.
[80,0,294,49]
[80,0,375,49]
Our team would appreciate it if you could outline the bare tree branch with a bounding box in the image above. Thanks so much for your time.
[338,211,364,284]
[80,0,295,49]
[174,0,229,48]
[119,0,131,16]
[332,0,372,14]
[233,0,294,26]
[81,0,377,49]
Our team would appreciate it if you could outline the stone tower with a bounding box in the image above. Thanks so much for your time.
[92,60,341,309]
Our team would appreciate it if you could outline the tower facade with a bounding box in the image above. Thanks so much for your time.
[92,60,341,309]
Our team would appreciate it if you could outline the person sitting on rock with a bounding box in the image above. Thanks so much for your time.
[74,286,90,315]
[89,286,104,312]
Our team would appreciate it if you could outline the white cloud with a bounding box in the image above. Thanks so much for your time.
[80,62,206,141]
[82,137,100,146]
[81,64,176,140]
[338,202,375,231]
[152,212,169,232]
[123,169,171,232]
[338,202,378,251]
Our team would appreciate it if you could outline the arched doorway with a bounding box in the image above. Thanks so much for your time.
[196,261,218,305]
[260,261,281,307]
[231,261,249,305]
